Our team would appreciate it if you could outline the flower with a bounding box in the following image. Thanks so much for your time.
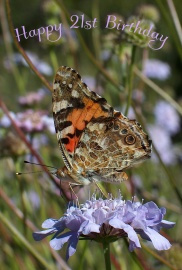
[143,59,171,80]
[0,109,55,134]
[42,115,55,133]
[15,110,48,133]
[148,125,176,164]
[0,111,16,127]
[4,51,52,76]
[18,89,46,106]
[123,17,155,48]
[137,5,160,23]
[33,195,175,260]
[154,101,180,135]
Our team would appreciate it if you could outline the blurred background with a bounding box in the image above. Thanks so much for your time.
[0,0,182,269]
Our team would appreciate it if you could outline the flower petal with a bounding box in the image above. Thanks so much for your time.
[109,218,141,248]
[66,233,79,260]
[33,228,56,241]
[79,220,100,235]
[129,240,141,252]
[92,209,107,224]
[143,227,171,250]
[50,232,72,250]
[42,219,58,229]
[161,220,175,228]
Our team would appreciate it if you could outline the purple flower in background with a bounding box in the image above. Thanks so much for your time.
[18,89,46,105]
[148,125,176,164]
[4,51,52,76]
[27,190,40,209]
[0,109,55,134]
[0,111,16,127]
[42,115,55,133]
[154,101,180,135]
[143,59,170,80]
[33,195,175,260]
[15,110,47,132]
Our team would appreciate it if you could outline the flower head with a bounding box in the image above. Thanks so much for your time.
[4,51,52,75]
[15,110,48,133]
[154,101,180,135]
[143,59,171,80]
[123,17,155,48]
[33,195,175,260]
[18,89,46,106]
[137,5,160,23]
[148,124,176,164]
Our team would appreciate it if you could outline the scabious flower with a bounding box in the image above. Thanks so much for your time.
[0,111,16,127]
[4,51,52,75]
[143,59,171,80]
[42,115,55,133]
[154,101,181,135]
[123,17,155,48]
[0,109,55,134]
[33,195,175,260]
[15,110,48,133]
[148,125,176,164]
[137,5,160,23]
[18,89,46,106]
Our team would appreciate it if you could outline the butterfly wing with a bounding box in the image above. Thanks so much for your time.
[52,66,118,170]
[73,116,152,183]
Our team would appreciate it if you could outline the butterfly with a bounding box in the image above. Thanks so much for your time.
[52,66,152,186]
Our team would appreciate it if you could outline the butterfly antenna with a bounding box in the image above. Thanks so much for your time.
[16,170,56,176]
[24,160,57,169]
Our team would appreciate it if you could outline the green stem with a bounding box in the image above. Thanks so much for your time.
[5,0,52,93]
[155,0,182,61]
[103,242,111,270]
[0,212,55,270]
[0,0,25,93]
[166,0,182,45]
[54,0,122,92]
[125,46,137,116]
[133,105,182,205]
[134,67,182,116]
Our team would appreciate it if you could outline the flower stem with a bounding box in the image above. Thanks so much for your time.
[103,242,111,270]
[125,45,137,116]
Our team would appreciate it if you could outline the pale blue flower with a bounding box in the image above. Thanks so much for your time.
[18,89,46,105]
[148,124,176,164]
[33,196,175,260]
[0,111,16,127]
[154,101,180,135]
[143,59,170,80]
[42,116,55,133]
[4,51,52,76]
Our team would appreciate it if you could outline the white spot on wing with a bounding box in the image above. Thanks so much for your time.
[53,83,60,90]
[53,100,68,112]
[71,90,79,98]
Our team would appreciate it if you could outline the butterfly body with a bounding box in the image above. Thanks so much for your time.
[53,66,152,185]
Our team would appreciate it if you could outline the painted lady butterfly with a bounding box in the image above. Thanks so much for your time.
[52,66,152,185]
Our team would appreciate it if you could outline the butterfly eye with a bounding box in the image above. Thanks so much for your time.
[124,134,136,145]
[114,124,120,130]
